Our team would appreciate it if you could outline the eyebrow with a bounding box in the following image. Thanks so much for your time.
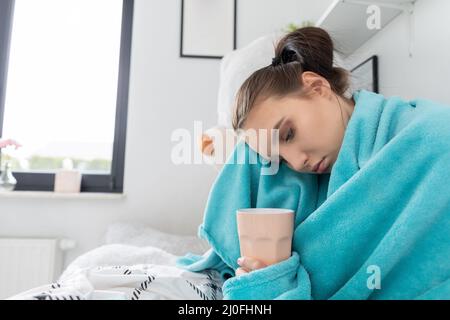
[273,117,285,130]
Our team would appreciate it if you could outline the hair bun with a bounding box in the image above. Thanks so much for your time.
[271,56,282,66]
[274,26,349,95]
[280,48,304,65]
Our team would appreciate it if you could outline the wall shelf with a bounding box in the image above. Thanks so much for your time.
[316,0,416,57]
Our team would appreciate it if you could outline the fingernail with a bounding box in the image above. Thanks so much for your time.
[237,257,243,265]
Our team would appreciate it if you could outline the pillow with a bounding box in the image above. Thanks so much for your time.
[199,32,284,170]
[104,222,210,256]
[216,31,284,128]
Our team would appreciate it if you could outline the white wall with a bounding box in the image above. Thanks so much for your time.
[345,0,450,104]
[0,0,328,268]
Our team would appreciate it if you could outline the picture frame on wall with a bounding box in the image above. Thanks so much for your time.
[350,55,379,93]
[180,0,237,59]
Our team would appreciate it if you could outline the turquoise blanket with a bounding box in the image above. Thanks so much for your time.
[176,90,450,300]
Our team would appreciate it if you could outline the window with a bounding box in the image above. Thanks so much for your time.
[0,0,133,192]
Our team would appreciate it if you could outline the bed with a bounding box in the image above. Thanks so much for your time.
[8,223,223,300]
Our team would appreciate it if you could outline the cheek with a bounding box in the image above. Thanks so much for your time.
[298,113,328,149]
[301,111,342,151]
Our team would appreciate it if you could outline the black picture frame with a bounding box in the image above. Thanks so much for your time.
[180,0,237,59]
[350,55,379,93]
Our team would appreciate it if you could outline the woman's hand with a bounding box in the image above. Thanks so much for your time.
[236,256,267,276]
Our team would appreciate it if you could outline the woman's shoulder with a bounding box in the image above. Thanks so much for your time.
[356,90,450,114]
[351,90,450,148]
[406,97,450,149]
[408,96,450,125]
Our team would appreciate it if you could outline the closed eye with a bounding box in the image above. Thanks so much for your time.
[284,128,295,143]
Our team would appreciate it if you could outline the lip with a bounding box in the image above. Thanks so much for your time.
[312,157,328,173]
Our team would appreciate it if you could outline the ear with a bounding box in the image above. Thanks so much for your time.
[301,72,332,98]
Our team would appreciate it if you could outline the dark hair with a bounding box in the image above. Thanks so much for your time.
[232,27,350,131]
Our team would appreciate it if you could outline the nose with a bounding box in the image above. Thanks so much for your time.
[281,152,310,172]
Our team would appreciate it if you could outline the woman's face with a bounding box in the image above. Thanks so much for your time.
[241,74,354,174]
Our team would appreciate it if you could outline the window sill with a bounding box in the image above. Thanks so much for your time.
[0,191,125,200]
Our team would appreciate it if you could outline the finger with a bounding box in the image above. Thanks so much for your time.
[236,258,251,273]
[235,267,248,276]
[238,257,266,271]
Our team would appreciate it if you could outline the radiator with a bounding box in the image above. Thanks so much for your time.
[0,238,64,299]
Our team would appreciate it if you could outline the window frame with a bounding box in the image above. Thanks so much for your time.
[0,0,134,193]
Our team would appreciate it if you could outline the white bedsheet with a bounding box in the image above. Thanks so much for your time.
[9,244,223,300]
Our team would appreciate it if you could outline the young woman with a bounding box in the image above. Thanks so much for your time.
[229,27,450,289]
[178,27,450,300]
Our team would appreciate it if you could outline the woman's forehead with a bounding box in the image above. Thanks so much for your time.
[241,123,280,160]
[245,98,284,129]
[239,98,287,157]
